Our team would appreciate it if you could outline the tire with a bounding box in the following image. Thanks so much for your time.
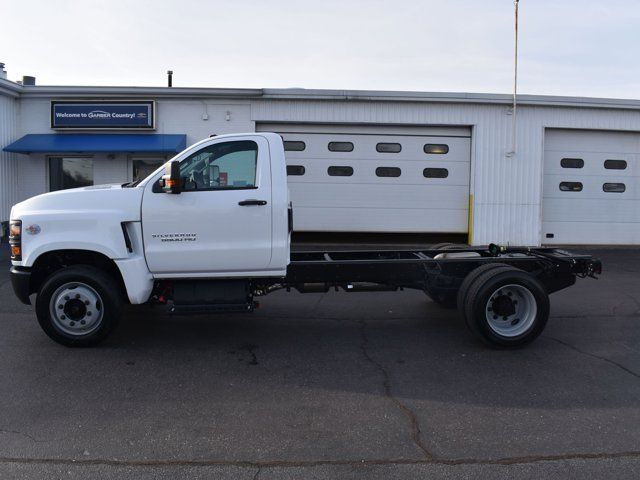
[463,267,549,348]
[35,265,123,347]
[456,263,512,315]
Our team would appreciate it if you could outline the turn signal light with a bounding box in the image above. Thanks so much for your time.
[11,245,21,258]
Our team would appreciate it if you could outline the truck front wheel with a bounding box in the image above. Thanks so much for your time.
[35,266,123,347]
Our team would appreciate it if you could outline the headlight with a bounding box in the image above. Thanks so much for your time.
[9,220,21,261]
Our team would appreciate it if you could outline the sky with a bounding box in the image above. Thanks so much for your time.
[1,0,639,98]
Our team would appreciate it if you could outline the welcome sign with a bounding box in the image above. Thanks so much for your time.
[51,101,155,129]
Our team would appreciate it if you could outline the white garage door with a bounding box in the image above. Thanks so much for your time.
[543,129,640,245]
[256,124,471,233]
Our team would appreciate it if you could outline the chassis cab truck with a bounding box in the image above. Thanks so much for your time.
[8,133,601,348]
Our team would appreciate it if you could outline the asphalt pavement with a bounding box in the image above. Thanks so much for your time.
[1,245,639,479]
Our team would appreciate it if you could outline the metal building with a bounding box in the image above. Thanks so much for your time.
[1,73,640,246]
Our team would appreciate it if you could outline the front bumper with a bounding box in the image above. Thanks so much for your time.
[10,266,32,305]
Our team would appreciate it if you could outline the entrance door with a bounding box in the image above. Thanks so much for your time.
[141,135,273,275]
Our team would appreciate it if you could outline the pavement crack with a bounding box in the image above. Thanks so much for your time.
[0,429,41,443]
[2,451,640,468]
[355,319,433,459]
[545,336,640,380]
[240,343,259,366]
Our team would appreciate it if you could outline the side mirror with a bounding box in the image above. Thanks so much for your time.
[160,161,182,194]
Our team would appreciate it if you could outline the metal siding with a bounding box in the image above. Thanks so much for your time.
[0,94,19,222]
[3,88,640,245]
[252,100,640,245]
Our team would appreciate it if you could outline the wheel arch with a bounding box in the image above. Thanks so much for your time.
[29,249,129,303]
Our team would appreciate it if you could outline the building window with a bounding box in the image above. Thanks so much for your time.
[328,166,354,176]
[133,158,166,181]
[284,141,306,152]
[560,158,584,168]
[423,168,448,178]
[603,183,626,193]
[424,144,449,154]
[287,165,306,176]
[376,143,401,153]
[375,167,401,177]
[604,159,627,170]
[559,182,583,192]
[328,141,354,152]
[49,157,93,191]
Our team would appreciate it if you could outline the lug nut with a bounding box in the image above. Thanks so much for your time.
[64,296,69,301]
[80,320,86,325]
[87,311,92,316]
[60,315,66,320]
[58,304,63,309]
[70,321,75,326]
[75,294,81,299]
[85,300,90,305]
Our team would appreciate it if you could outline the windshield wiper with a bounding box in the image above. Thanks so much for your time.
[122,179,142,188]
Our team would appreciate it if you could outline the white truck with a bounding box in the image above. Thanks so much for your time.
[8,133,601,348]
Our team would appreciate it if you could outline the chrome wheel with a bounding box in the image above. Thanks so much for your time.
[49,282,103,336]
[485,284,537,337]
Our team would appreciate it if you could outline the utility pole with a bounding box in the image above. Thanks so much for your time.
[507,0,519,157]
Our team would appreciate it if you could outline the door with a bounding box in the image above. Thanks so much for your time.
[542,129,640,245]
[142,136,273,275]
[256,123,471,233]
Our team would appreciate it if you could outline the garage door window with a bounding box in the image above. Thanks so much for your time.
[328,166,354,176]
[284,141,306,152]
[603,183,626,193]
[560,158,584,168]
[376,143,402,153]
[559,182,583,192]
[49,157,94,191]
[424,144,449,154]
[604,160,627,170]
[287,165,306,176]
[423,168,448,178]
[328,142,354,152]
[375,167,401,177]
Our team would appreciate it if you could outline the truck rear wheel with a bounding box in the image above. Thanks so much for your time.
[462,267,549,348]
[35,266,122,347]
[456,262,512,314]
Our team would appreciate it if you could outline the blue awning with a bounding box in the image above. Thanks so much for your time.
[3,134,187,154]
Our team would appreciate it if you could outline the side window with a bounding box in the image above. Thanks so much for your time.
[180,140,258,191]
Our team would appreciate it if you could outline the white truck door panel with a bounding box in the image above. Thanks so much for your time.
[141,136,272,275]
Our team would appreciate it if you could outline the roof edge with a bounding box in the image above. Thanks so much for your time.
[4,82,640,110]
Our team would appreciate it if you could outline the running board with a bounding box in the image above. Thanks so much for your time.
[168,302,254,315]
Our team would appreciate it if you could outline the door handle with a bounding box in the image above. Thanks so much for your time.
[238,199,267,206]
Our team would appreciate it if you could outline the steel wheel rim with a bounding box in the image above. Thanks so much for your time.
[49,282,104,336]
[485,283,537,337]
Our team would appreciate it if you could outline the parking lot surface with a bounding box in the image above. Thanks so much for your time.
[1,246,639,479]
